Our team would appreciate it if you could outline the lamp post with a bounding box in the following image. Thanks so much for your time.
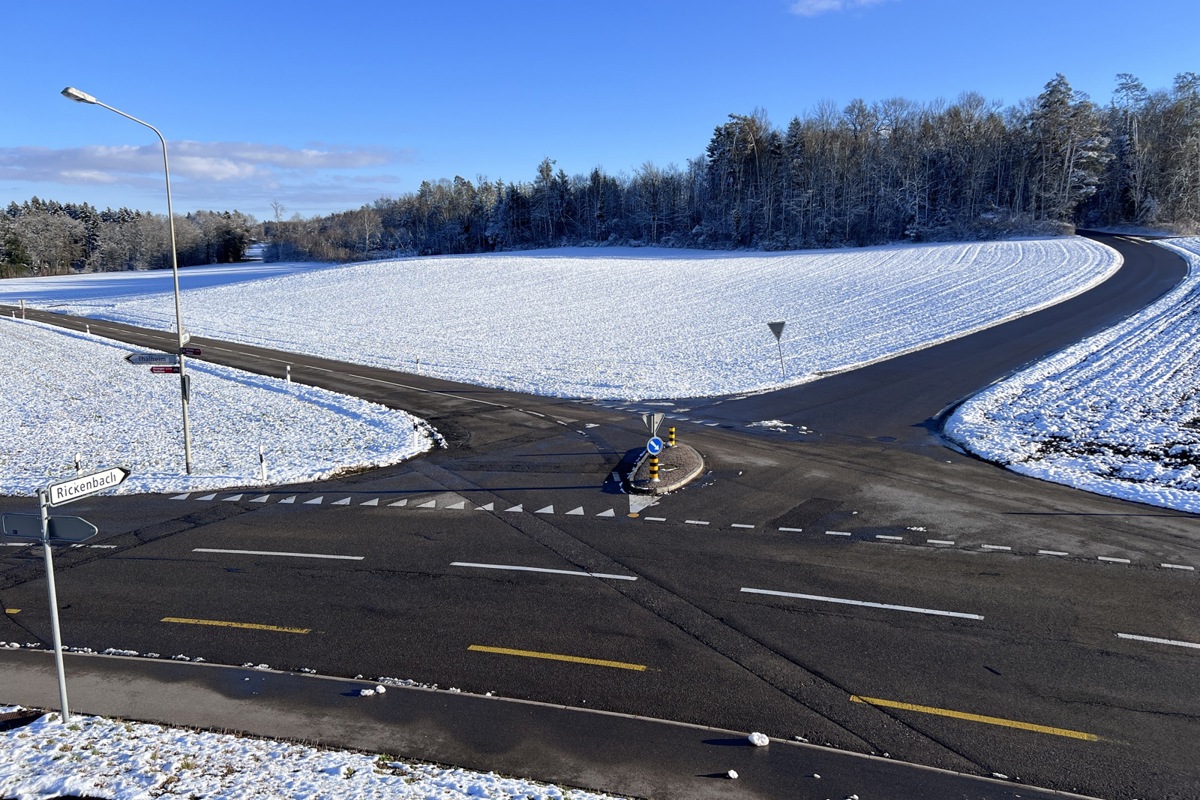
[61,87,193,474]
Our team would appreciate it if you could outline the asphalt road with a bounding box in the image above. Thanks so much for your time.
[2,233,1198,799]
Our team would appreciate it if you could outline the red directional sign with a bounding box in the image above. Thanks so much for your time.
[180,347,202,356]
[150,366,181,374]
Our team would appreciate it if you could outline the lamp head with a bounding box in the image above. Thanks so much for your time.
[61,87,98,104]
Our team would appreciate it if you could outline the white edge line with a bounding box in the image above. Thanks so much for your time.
[192,548,363,561]
[685,520,710,526]
[644,516,666,522]
[731,523,755,529]
[450,562,636,581]
[1117,632,1200,650]
[1098,556,1132,564]
[876,535,904,541]
[778,527,804,532]
[740,587,984,620]
[1038,550,1070,556]
[927,539,956,546]
[1161,563,1196,571]
[824,531,852,537]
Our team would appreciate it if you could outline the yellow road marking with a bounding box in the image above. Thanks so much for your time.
[161,617,310,634]
[468,644,646,671]
[5,608,19,615]
[850,695,1100,741]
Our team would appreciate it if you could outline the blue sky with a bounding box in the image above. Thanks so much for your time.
[3,0,1195,221]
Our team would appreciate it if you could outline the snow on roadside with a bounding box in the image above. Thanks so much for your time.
[0,319,435,497]
[9,239,1120,401]
[0,710,626,800]
[945,237,1200,513]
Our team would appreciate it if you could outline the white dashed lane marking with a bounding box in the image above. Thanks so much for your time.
[151,494,1194,573]
[450,562,636,581]
[741,587,985,620]
[1117,632,1200,651]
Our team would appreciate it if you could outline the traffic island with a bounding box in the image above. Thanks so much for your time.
[629,443,705,495]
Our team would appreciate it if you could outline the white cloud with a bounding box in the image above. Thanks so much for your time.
[0,141,410,186]
[790,0,892,16]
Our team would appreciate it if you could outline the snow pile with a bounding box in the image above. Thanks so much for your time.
[946,238,1200,512]
[9,239,1119,401]
[0,711,625,800]
[0,319,435,496]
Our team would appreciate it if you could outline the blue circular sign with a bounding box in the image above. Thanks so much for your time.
[647,436,664,456]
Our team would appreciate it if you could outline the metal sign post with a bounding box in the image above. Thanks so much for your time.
[1,467,126,724]
[37,489,72,723]
[768,321,787,379]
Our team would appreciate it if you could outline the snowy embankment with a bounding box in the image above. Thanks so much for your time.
[16,239,1119,401]
[946,238,1200,513]
[0,708,623,800]
[0,319,435,496]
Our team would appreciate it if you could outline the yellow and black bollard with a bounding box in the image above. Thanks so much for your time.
[649,455,660,482]
[667,426,676,448]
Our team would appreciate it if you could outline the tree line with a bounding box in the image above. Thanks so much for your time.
[3,71,1198,277]
[267,72,1200,261]
[0,199,253,278]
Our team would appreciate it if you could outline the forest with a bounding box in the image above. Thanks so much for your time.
[3,72,1198,277]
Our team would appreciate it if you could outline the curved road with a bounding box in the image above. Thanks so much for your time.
[677,231,1188,444]
[1,233,1198,799]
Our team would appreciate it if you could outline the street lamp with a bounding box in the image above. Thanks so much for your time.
[61,87,194,474]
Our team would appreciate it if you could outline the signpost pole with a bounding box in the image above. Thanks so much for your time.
[768,321,787,380]
[37,489,71,723]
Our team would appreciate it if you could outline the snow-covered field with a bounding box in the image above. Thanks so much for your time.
[946,237,1200,513]
[2,239,1120,401]
[0,707,624,800]
[0,318,435,496]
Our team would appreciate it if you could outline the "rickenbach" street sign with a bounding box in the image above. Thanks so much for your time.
[45,466,130,507]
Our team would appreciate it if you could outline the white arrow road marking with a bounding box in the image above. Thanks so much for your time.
[740,587,985,620]
[566,507,585,515]
[506,504,524,513]
[476,503,495,511]
[597,509,616,517]
[416,499,437,508]
[332,497,352,506]
[196,494,217,501]
[303,496,324,505]
[279,496,296,504]
[451,562,636,581]
[170,493,190,500]
[360,498,379,506]
[250,495,270,503]
[446,500,467,510]
[535,505,555,514]
[222,494,243,502]
[389,499,408,507]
